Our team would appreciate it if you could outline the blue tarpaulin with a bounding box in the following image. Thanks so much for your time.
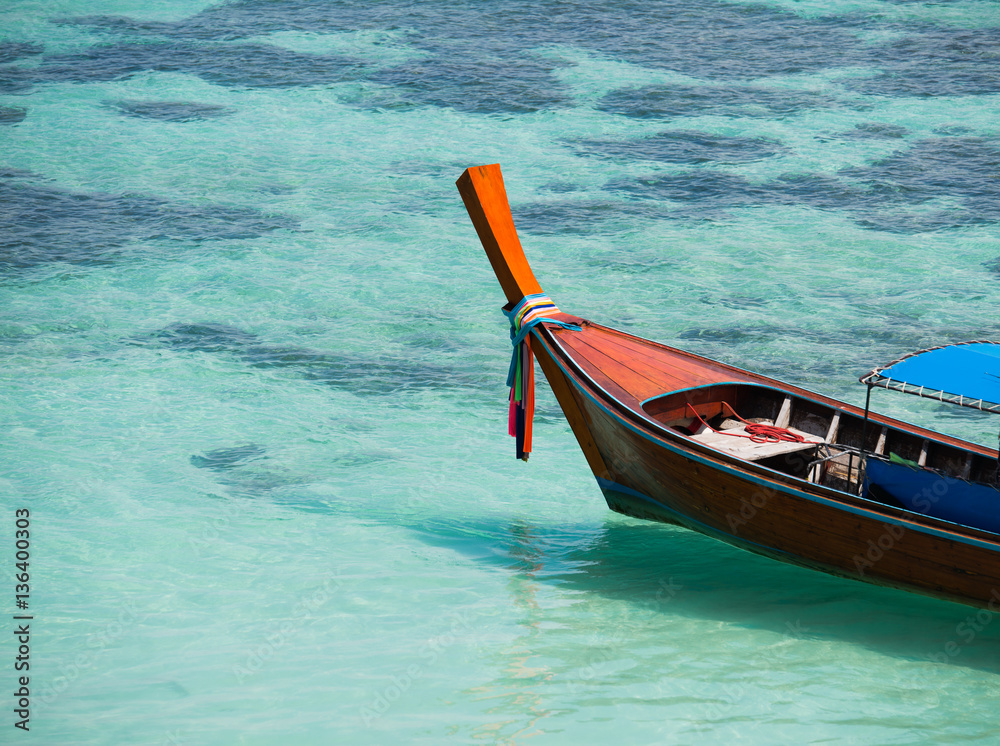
[865,458,1000,534]
[861,341,1000,414]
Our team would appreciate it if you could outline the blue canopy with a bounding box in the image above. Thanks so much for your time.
[861,340,1000,414]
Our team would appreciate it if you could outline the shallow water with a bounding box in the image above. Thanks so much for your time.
[3,0,1000,743]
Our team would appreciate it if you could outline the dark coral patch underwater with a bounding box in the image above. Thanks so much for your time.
[131,323,486,395]
[0,173,297,272]
[598,84,845,121]
[12,41,363,90]
[571,131,787,164]
[0,41,43,64]
[191,443,268,471]
[107,99,235,122]
[0,106,27,125]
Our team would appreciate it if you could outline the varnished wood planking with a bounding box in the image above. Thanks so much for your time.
[555,335,673,403]
[565,328,739,386]
[580,322,754,380]
[558,332,715,396]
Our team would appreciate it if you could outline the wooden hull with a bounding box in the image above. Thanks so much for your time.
[533,320,1000,608]
[457,163,1000,610]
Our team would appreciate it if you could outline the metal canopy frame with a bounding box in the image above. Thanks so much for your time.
[858,341,1000,491]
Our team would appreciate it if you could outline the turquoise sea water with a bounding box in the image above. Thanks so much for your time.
[3,1,1000,743]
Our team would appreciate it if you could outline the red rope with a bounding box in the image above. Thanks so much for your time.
[685,402,806,445]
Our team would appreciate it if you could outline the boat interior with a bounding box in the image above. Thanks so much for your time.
[641,383,1000,505]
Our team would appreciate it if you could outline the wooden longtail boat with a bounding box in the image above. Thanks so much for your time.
[457,163,1000,609]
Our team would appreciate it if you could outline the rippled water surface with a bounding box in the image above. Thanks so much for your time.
[3,0,1000,743]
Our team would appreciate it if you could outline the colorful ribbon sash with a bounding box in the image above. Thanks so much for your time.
[502,293,581,460]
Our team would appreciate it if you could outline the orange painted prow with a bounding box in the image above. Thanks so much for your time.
[456,164,543,306]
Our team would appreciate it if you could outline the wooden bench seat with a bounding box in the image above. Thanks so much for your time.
[689,424,824,462]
